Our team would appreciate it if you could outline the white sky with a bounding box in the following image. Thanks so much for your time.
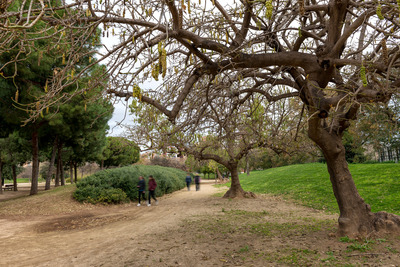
[107,98,133,136]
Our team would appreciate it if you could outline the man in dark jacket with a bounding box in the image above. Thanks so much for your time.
[137,176,146,206]
[185,173,192,191]
[194,173,201,191]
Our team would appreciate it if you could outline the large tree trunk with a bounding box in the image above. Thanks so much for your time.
[223,164,255,199]
[0,161,3,194]
[30,128,39,195]
[46,137,58,190]
[12,165,17,191]
[308,118,400,237]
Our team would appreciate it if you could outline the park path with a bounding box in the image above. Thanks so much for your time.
[0,180,223,267]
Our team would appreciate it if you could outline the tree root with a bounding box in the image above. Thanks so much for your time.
[372,211,400,234]
[223,189,256,199]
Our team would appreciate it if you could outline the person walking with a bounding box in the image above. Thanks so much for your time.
[147,175,158,206]
[185,173,192,191]
[194,173,201,191]
[137,176,146,206]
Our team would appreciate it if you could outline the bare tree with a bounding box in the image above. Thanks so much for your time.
[1,0,400,236]
[127,87,303,198]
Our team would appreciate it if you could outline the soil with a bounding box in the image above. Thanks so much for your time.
[1,180,400,266]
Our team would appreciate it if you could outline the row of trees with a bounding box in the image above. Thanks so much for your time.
[0,0,399,236]
[0,2,139,194]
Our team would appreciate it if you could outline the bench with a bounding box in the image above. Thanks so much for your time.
[3,184,14,191]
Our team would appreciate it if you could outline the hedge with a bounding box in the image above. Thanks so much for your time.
[73,165,186,204]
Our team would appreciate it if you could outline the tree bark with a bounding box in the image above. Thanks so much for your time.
[30,128,39,195]
[223,164,255,199]
[246,156,250,176]
[55,157,60,187]
[0,161,3,194]
[308,118,400,237]
[59,143,65,186]
[46,136,58,190]
[69,162,74,184]
[74,162,78,183]
[12,165,17,191]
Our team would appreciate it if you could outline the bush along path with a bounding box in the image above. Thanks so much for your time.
[73,165,186,204]
[1,180,400,266]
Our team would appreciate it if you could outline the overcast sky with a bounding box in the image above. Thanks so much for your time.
[107,98,133,137]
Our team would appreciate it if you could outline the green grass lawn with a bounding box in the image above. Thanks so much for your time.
[238,163,400,215]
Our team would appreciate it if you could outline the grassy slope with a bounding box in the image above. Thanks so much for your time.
[239,163,400,215]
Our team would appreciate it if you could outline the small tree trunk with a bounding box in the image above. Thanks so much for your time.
[223,164,255,199]
[30,128,39,195]
[59,145,65,186]
[55,158,60,187]
[69,162,74,184]
[309,118,400,236]
[74,163,78,183]
[46,137,58,190]
[12,165,17,191]
[101,159,104,170]
[246,156,250,176]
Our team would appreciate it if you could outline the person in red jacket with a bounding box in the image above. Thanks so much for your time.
[147,175,158,206]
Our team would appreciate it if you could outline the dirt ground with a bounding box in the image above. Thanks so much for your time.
[1,181,400,267]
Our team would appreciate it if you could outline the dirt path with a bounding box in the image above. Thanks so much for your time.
[1,181,400,266]
[0,181,226,266]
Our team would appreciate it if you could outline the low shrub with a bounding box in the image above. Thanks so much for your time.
[73,165,186,204]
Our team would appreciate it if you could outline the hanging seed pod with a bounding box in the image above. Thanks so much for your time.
[161,48,167,78]
[298,0,305,16]
[158,42,162,54]
[62,53,66,64]
[381,39,388,65]
[71,69,75,79]
[265,0,273,19]
[40,110,44,118]
[132,84,141,98]
[44,80,48,92]
[132,35,135,43]
[89,56,92,63]
[84,103,87,112]
[152,64,159,81]
[376,4,383,20]
[46,107,49,114]
[188,0,191,14]
[15,89,19,102]
[360,63,367,87]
